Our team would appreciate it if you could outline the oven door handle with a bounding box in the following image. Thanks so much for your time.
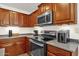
[30,39,44,47]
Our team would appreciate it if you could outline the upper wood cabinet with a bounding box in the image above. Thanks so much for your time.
[38,3,52,15]
[29,10,38,27]
[17,13,23,26]
[18,13,30,27]
[9,11,19,26]
[53,3,77,24]
[13,13,30,27]
[9,11,30,27]
[0,8,10,26]
[0,8,30,27]
[0,3,77,27]
[30,3,77,26]
[23,14,29,27]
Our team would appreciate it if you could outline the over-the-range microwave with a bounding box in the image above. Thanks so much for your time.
[37,10,52,26]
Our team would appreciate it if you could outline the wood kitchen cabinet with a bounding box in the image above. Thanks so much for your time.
[40,3,77,25]
[29,3,53,26]
[0,3,77,27]
[16,13,29,27]
[9,11,29,27]
[47,52,56,56]
[47,44,72,56]
[0,37,30,56]
[22,14,29,27]
[29,10,38,27]
[9,11,30,27]
[12,37,30,55]
[0,8,30,27]
[16,13,23,26]
[38,3,52,15]
[9,11,19,26]
[53,3,77,24]
[5,42,17,56]
[30,3,76,26]
[0,8,10,26]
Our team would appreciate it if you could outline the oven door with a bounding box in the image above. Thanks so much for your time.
[29,39,44,56]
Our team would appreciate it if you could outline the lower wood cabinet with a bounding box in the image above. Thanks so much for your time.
[5,43,17,56]
[47,44,72,56]
[47,52,56,56]
[0,37,30,56]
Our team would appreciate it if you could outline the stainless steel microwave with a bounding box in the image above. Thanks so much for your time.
[37,10,52,25]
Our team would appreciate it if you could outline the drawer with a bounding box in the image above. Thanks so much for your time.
[47,44,72,56]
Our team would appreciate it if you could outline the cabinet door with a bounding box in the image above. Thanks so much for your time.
[18,13,29,27]
[9,11,19,26]
[5,37,30,56]
[5,43,17,56]
[47,44,72,56]
[14,37,30,55]
[25,37,30,53]
[0,8,10,26]
[38,3,52,15]
[17,13,23,26]
[30,10,38,27]
[15,41,25,55]
[29,14,35,27]
[47,52,56,56]
[23,14,29,27]
[53,3,76,24]
[38,4,45,14]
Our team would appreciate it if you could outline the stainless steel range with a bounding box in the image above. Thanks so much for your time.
[29,37,45,56]
[29,30,57,56]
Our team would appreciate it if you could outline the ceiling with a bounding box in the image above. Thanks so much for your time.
[0,3,41,14]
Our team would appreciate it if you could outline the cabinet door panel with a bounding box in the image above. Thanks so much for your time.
[15,42,25,55]
[4,37,30,56]
[47,52,56,56]
[54,4,70,21]
[38,3,52,15]
[0,9,10,26]
[47,44,72,56]
[23,14,29,27]
[17,13,23,26]
[9,11,19,26]
[18,14,29,27]
[30,14,36,27]
[53,3,76,24]
[5,43,17,56]
[30,10,39,27]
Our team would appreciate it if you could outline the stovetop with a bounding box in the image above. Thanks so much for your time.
[32,34,56,42]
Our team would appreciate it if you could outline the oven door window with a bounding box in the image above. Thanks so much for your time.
[30,42,44,56]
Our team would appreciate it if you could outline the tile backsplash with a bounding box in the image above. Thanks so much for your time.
[41,24,79,39]
[0,27,33,35]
